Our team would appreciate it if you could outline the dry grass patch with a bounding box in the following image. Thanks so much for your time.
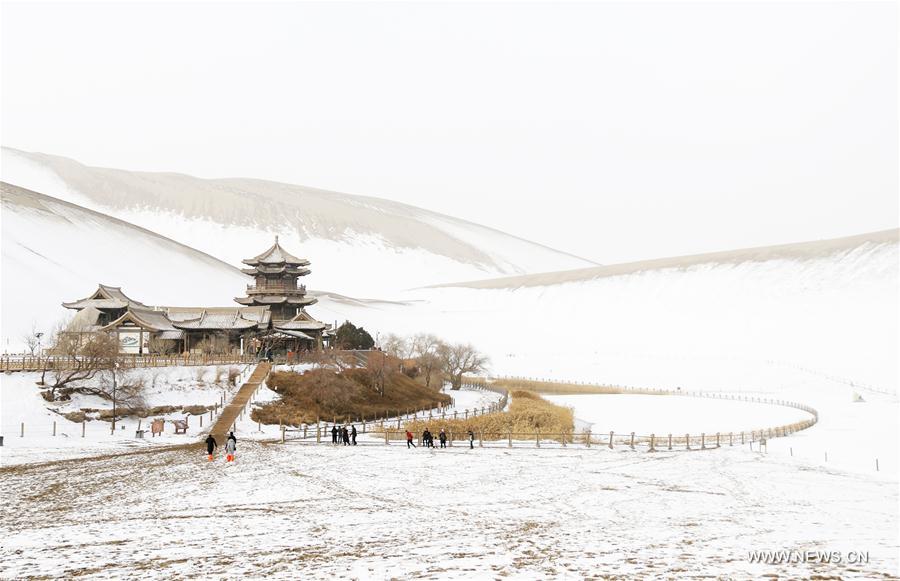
[252,368,451,426]
[401,390,573,440]
[489,377,663,395]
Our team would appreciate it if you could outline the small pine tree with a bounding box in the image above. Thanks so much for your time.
[335,320,375,350]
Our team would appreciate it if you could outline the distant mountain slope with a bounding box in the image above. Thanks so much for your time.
[1,147,596,296]
[1,182,251,347]
[430,229,899,289]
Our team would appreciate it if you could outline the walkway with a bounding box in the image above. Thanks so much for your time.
[210,362,271,440]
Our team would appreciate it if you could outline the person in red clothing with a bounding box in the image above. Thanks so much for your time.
[406,430,416,448]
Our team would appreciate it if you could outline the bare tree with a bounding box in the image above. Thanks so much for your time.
[42,328,120,400]
[412,333,443,389]
[380,333,408,359]
[22,322,41,356]
[147,336,176,355]
[439,342,489,390]
[68,367,148,422]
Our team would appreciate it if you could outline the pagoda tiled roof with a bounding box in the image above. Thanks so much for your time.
[242,236,311,267]
[234,295,317,306]
[274,309,328,332]
[240,266,311,276]
[63,284,146,309]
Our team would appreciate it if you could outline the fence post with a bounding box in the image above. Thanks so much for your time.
[667,433,672,450]
[82,420,86,438]
[716,432,720,448]
[281,426,285,443]
[200,415,203,428]
[741,432,745,445]
[508,431,512,448]
[609,431,614,449]
[729,432,733,446]
[536,429,540,448]
[20,422,24,437]
[52,421,56,437]
[701,433,706,449]
[479,431,483,448]
[649,434,655,452]
[629,432,635,450]
[561,432,567,447]
[362,418,366,433]
[384,430,389,445]
[586,430,591,448]
[686,433,691,450]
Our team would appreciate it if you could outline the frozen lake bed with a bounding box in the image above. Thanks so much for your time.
[546,393,812,435]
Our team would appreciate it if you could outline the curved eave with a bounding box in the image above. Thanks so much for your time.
[235,296,317,305]
[173,322,259,331]
[97,311,169,332]
[241,267,311,276]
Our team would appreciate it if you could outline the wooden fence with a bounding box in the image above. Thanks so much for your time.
[278,379,818,453]
[1,353,257,372]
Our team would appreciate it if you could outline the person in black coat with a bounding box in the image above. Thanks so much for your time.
[205,435,217,458]
[439,429,447,448]
[331,425,338,444]
[351,425,357,446]
[342,426,350,445]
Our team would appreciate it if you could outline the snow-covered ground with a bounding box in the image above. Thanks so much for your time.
[0,365,253,466]
[1,440,895,579]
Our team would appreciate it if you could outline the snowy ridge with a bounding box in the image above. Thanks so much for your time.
[1,147,596,295]
[430,228,899,289]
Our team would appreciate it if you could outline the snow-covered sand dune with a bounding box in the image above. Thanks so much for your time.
[0,181,386,349]
[1,147,596,296]
[0,182,249,348]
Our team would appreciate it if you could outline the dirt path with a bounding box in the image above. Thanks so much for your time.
[210,362,270,440]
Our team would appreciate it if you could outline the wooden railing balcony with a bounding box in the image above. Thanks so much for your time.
[246,284,307,294]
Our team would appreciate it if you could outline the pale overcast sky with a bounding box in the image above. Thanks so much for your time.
[2,1,897,263]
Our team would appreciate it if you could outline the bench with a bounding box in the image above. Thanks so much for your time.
[172,419,189,435]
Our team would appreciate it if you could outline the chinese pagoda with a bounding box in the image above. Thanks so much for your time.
[235,236,317,321]
[60,237,330,355]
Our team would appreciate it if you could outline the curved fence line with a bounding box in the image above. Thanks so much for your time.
[424,377,820,452]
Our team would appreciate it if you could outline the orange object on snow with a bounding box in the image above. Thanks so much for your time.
[226,454,234,462]
[208,454,214,461]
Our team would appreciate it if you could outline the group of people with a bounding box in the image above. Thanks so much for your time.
[205,431,237,462]
[328,424,358,446]
[406,428,475,449]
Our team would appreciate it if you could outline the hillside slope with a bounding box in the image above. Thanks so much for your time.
[1,147,596,295]
[1,182,249,347]
[312,229,899,395]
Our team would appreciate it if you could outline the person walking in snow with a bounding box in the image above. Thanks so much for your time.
[439,429,447,448]
[342,425,350,446]
[225,433,237,462]
[351,425,357,446]
[331,425,338,445]
[406,430,416,448]
[205,434,218,460]
[467,429,475,449]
